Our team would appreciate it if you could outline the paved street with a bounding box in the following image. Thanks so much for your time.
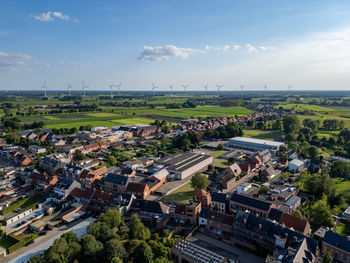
[4,217,96,263]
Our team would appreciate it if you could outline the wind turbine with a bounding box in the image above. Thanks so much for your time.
[216,84,224,93]
[181,84,189,92]
[82,81,88,97]
[152,83,158,96]
[67,83,72,96]
[169,85,173,98]
[288,85,292,97]
[204,84,208,97]
[240,85,245,97]
[109,83,115,99]
[42,81,48,97]
[264,84,267,97]
[114,82,122,96]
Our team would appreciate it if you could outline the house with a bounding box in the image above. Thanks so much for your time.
[4,208,33,225]
[237,182,252,194]
[28,145,46,154]
[171,201,201,225]
[33,173,59,192]
[258,150,272,164]
[283,195,301,212]
[211,192,227,213]
[199,208,234,238]
[130,199,169,222]
[322,231,350,263]
[53,179,81,199]
[126,182,150,199]
[249,155,262,169]
[232,211,317,258]
[239,162,252,174]
[342,205,350,219]
[261,166,278,180]
[290,152,301,160]
[103,173,130,193]
[80,166,108,187]
[194,188,211,207]
[288,159,305,172]
[229,193,276,218]
[279,157,289,168]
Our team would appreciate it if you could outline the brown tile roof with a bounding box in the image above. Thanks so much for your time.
[279,213,309,233]
[126,182,148,193]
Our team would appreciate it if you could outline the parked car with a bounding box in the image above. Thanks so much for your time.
[25,240,34,246]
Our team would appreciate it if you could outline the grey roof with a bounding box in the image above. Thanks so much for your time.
[211,192,227,203]
[230,193,272,212]
[229,136,284,147]
[323,230,350,253]
[103,173,129,185]
[159,152,212,172]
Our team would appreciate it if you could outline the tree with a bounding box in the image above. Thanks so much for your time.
[310,202,334,227]
[98,209,124,229]
[330,161,350,179]
[283,115,300,135]
[322,251,333,263]
[258,186,269,195]
[111,258,123,263]
[292,210,303,218]
[87,221,118,243]
[308,146,319,159]
[28,254,44,263]
[132,241,154,263]
[149,240,170,258]
[217,143,224,150]
[190,173,209,190]
[129,214,151,240]
[105,238,127,261]
[80,234,104,261]
[151,258,173,263]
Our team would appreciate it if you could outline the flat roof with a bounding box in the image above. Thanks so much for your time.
[159,152,212,172]
[229,136,285,147]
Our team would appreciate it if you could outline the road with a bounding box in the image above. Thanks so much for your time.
[4,217,96,263]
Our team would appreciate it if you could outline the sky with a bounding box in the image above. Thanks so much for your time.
[1,0,350,91]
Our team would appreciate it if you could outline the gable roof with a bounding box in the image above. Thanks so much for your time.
[103,173,129,185]
[211,192,227,203]
[323,231,350,253]
[279,213,309,234]
[131,199,169,214]
[230,193,272,212]
[126,182,148,193]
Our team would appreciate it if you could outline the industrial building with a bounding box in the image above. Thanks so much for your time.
[228,137,285,153]
[158,152,213,180]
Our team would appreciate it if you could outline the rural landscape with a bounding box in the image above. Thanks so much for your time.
[2,0,350,263]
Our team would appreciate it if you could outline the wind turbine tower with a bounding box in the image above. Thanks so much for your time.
[264,84,267,97]
[115,83,122,96]
[109,83,115,99]
[181,84,189,92]
[169,85,173,98]
[216,84,224,93]
[82,81,88,97]
[67,83,72,96]
[204,84,208,97]
[152,83,158,96]
[240,85,245,97]
[42,81,48,97]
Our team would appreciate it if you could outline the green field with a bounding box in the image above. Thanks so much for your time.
[214,159,229,168]
[86,112,121,117]
[210,150,227,158]
[161,183,194,204]
[334,177,350,202]
[244,129,281,140]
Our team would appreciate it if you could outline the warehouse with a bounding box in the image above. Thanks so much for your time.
[158,152,213,180]
[228,137,285,153]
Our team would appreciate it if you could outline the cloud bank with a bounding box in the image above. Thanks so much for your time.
[0,51,32,71]
[138,45,204,61]
[30,11,79,22]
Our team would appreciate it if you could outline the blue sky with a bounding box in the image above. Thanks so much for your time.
[1,0,350,91]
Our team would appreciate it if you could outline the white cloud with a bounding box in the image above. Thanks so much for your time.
[0,51,32,71]
[195,28,350,90]
[30,11,78,22]
[138,45,204,61]
[205,45,231,51]
[245,43,258,53]
[232,45,241,50]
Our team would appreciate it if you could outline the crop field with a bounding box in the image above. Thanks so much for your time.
[111,117,155,125]
[86,112,121,117]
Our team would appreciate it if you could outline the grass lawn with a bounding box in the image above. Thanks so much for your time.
[44,115,61,120]
[214,159,229,168]
[244,129,281,140]
[161,182,194,204]
[334,177,350,203]
[2,194,41,215]
[210,150,227,158]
